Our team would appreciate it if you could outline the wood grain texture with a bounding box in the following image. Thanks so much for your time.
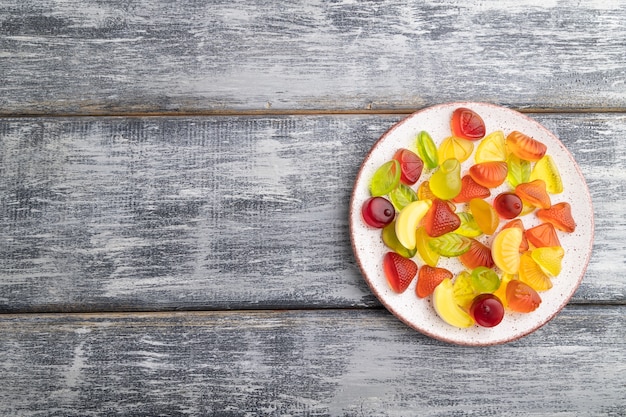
[0,307,623,416]
[1,0,626,115]
[0,113,623,312]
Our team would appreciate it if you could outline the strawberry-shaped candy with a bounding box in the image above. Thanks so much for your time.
[519,252,553,292]
[423,198,461,237]
[459,239,494,270]
[383,252,417,293]
[438,136,474,163]
[474,131,507,163]
[393,148,424,185]
[530,155,563,194]
[469,161,508,188]
[506,280,542,313]
[515,179,551,209]
[506,131,547,162]
[451,175,491,203]
[450,107,486,140]
[469,198,499,235]
[416,265,453,298]
[536,202,576,233]
[501,219,529,252]
[525,222,561,248]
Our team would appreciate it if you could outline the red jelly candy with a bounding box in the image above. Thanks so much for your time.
[423,198,461,238]
[416,265,453,298]
[393,148,424,185]
[452,175,491,203]
[383,252,417,293]
[362,197,395,228]
[450,108,486,140]
[493,192,523,219]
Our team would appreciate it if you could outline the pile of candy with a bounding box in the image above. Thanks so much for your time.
[362,108,576,328]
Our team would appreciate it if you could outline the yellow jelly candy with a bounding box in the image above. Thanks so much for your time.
[438,136,474,163]
[492,273,513,308]
[416,227,440,267]
[430,158,462,200]
[453,271,476,310]
[395,200,432,250]
[519,252,553,291]
[492,227,523,274]
[417,180,437,201]
[530,155,564,194]
[531,246,565,277]
[474,131,507,163]
[469,198,499,235]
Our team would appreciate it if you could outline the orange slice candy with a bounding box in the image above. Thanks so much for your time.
[474,131,507,163]
[438,136,474,163]
[469,161,508,188]
[536,202,576,233]
[501,219,529,252]
[506,131,547,162]
[491,227,523,274]
[519,252,553,292]
[515,179,552,209]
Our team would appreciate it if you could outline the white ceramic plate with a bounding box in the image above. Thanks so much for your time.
[349,102,594,346]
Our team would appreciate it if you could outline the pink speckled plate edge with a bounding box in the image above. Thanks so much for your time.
[349,102,595,346]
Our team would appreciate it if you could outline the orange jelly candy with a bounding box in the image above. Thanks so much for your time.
[506,280,542,313]
[506,131,547,162]
[536,202,576,233]
[452,175,491,203]
[526,223,561,248]
[469,161,508,188]
[450,108,486,140]
[469,198,499,235]
[459,239,494,270]
[515,179,552,209]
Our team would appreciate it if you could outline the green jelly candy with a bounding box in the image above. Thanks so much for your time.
[506,154,531,188]
[389,183,418,211]
[416,131,439,170]
[455,212,483,238]
[382,221,417,258]
[470,266,501,293]
[428,233,472,257]
[370,160,401,196]
[429,158,462,200]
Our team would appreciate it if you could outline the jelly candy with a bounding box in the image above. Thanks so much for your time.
[453,271,477,309]
[383,252,417,293]
[382,221,417,259]
[519,252,553,292]
[469,161,508,188]
[470,294,504,328]
[417,180,437,201]
[416,131,439,169]
[393,148,424,185]
[530,155,563,194]
[459,239,494,270]
[433,278,475,328]
[506,153,531,188]
[416,227,440,266]
[536,202,576,233]
[501,219,529,252]
[423,198,461,237]
[474,131,507,163]
[429,158,462,200]
[370,160,401,196]
[492,273,513,308]
[470,266,501,293]
[531,246,564,277]
[493,192,523,219]
[525,222,560,248]
[506,280,542,313]
[450,108,486,140]
[506,131,547,162]
[469,198,499,235]
[491,227,523,274]
[362,196,395,228]
[389,183,418,211]
[429,233,472,257]
[515,179,551,209]
[451,175,490,203]
[438,136,474,163]
[394,200,431,250]
[416,265,453,298]
[454,212,483,238]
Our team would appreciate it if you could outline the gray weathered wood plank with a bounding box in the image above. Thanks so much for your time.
[1,0,626,114]
[0,113,623,312]
[0,306,623,416]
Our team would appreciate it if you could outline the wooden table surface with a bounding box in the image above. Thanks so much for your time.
[1,1,625,415]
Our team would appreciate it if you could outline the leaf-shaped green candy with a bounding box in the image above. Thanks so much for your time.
[416,131,439,170]
[389,183,418,211]
[370,160,401,196]
[455,212,483,238]
[506,154,531,188]
[428,233,472,257]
